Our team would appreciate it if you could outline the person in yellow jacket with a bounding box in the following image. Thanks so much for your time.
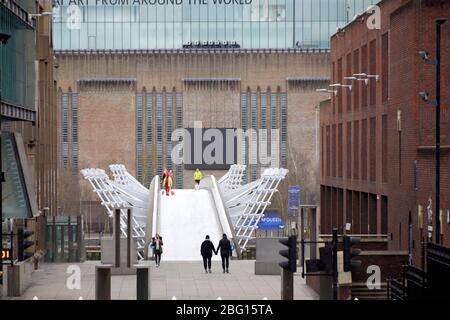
[193,168,203,190]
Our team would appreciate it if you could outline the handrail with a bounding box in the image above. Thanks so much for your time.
[144,175,160,259]
[199,175,241,259]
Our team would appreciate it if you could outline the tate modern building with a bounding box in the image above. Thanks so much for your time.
[52,0,377,221]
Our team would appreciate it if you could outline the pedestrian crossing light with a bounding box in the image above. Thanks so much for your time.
[279,235,297,273]
[343,235,361,272]
[18,228,34,261]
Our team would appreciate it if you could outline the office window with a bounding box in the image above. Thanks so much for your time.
[382,114,388,183]
[353,49,360,110]
[353,120,359,180]
[346,121,351,179]
[346,53,352,111]
[332,124,336,177]
[369,39,377,106]
[381,32,389,102]
[361,119,367,180]
[146,93,153,182]
[337,58,342,113]
[369,117,376,182]
[361,44,368,108]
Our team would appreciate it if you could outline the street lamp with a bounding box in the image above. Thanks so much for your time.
[330,83,352,91]
[316,88,338,96]
[28,12,54,20]
[418,18,447,244]
[345,76,369,85]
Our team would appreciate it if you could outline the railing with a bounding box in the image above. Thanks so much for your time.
[145,175,160,259]
[200,175,241,258]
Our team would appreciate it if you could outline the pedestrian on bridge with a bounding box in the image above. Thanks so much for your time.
[153,234,163,267]
[163,170,173,196]
[200,235,216,273]
[193,168,203,190]
[216,234,233,273]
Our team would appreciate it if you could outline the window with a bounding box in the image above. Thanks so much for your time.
[369,39,377,106]
[353,49,360,110]
[382,32,389,102]
[369,117,376,182]
[353,120,359,180]
[382,114,388,183]
[361,119,367,180]
[346,122,351,179]
[361,44,368,108]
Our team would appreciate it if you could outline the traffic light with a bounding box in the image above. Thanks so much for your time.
[343,235,361,272]
[319,245,333,273]
[17,228,34,261]
[279,235,297,273]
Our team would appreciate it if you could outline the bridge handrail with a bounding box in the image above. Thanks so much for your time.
[200,175,241,259]
[145,175,160,259]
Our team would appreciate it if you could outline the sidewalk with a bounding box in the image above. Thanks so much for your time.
[5,260,318,300]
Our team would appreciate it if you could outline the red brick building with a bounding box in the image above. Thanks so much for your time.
[320,0,450,266]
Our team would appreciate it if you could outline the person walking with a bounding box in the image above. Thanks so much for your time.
[161,168,168,195]
[153,234,163,267]
[200,235,216,273]
[193,168,203,190]
[149,237,156,260]
[216,234,233,273]
[163,170,173,196]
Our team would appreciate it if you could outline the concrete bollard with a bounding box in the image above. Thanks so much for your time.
[95,265,112,300]
[135,264,151,300]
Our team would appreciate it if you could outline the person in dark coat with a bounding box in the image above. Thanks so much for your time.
[216,233,233,273]
[200,235,216,273]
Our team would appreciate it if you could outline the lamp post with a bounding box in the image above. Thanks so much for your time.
[435,18,446,244]
[419,18,447,244]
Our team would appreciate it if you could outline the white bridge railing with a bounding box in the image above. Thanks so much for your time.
[82,164,288,258]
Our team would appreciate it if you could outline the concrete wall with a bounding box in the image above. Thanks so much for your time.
[254,237,285,275]
[56,50,330,223]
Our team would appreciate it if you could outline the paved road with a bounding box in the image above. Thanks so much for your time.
[5,260,318,300]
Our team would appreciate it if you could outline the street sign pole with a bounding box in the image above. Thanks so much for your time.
[281,268,294,300]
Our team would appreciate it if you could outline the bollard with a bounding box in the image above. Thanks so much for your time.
[135,265,151,300]
[95,265,112,300]
[281,268,294,300]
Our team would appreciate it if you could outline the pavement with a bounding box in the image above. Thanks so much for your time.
[4,260,319,300]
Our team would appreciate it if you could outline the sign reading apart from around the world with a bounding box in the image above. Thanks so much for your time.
[54,0,253,6]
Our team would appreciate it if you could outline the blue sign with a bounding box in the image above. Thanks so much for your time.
[288,185,301,217]
[257,211,285,230]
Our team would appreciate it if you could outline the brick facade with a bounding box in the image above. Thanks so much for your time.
[55,50,330,229]
[320,0,450,266]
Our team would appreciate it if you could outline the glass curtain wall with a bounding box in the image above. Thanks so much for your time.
[53,0,378,50]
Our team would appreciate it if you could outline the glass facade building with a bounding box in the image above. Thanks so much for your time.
[53,0,378,50]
